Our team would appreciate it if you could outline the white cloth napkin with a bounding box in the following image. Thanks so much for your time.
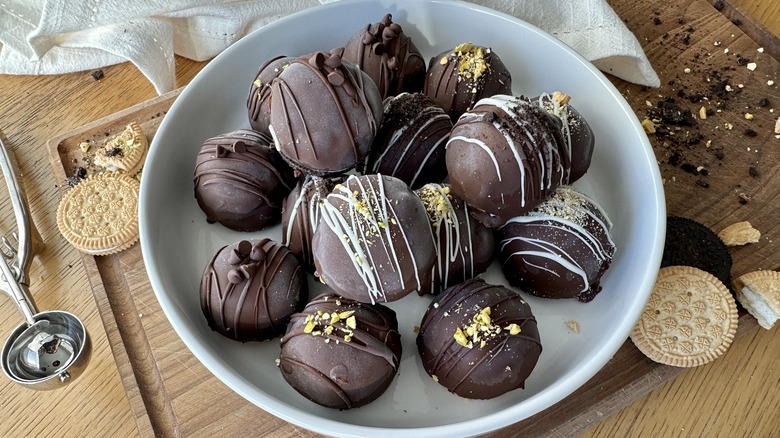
[0,0,660,95]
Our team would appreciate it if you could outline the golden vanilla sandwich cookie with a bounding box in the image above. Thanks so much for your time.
[732,270,780,330]
[631,266,738,367]
[93,121,148,176]
[56,172,140,256]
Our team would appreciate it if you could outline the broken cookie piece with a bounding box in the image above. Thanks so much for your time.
[718,221,761,246]
[733,270,780,330]
[93,121,148,176]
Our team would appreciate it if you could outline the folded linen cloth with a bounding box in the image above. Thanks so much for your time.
[0,0,660,94]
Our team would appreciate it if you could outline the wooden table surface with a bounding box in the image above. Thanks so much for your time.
[0,1,778,437]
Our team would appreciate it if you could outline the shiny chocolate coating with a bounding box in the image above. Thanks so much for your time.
[365,92,452,189]
[269,50,383,175]
[312,174,436,303]
[416,279,542,399]
[281,175,344,271]
[446,95,570,228]
[424,42,512,122]
[497,187,616,302]
[279,292,402,409]
[200,238,307,342]
[342,13,426,99]
[193,129,296,231]
[415,183,495,295]
[247,55,294,136]
[532,92,594,183]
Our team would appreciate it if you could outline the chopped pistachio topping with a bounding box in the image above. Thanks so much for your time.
[452,306,523,349]
[452,42,488,83]
[301,306,358,342]
[417,184,454,223]
[78,141,91,153]
[253,79,262,88]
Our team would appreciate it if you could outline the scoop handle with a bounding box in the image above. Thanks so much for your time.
[0,253,37,325]
[0,129,39,285]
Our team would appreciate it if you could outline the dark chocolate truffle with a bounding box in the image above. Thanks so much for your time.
[269,50,383,175]
[416,279,542,399]
[342,13,426,99]
[662,216,732,286]
[281,175,344,271]
[424,42,512,122]
[201,238,307,342]
[415,183,495,295]
[446,94,570,228]
[279,292,402,409]
[364,92,452,189]
[312,174,436,303]
[193,129,296,231]
[533,92,594,183]
[247,55,294,136]
[497,187,616,302]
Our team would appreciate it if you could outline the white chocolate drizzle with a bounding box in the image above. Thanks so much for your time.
[319,174,422,303]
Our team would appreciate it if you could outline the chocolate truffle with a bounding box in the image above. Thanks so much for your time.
[201,238,307,342]
[497,187,616,302]
[446,94,570,228]
[281,175,344,271]
[247,55,294,136]
[416,279,542,399]
[312,174,436,303]
[342,13,426,99]
[279,292,402,409]
[415,183,495,295]
[194,129,296,231]
[424,42,512,121]
[364,92,452,189]
[269,50,383,175]
[532,92,594,183]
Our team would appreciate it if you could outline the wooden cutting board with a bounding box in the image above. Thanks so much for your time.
[45,0,779,436]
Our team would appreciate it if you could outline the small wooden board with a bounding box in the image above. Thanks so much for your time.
[45,0,779,436]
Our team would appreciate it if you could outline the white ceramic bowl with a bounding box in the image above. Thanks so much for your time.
[140,0,665,436]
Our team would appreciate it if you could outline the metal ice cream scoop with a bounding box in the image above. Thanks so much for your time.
[0,129,90,390]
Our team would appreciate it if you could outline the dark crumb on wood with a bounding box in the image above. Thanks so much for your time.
[682,34,691,45]
[748,166,759,177]
[658,99,695,126]
[653,16,662,25]
[731,19,742,25]
[696,179,710,188]
[713,0,725,11]
[713,149,725,160]
[758,98,770,107]
[74,166,87,179]
[738,193,750,204]
[668,151,683,166]
[681,163,698,174]
[744,128,757,137]
[735,54,750,66]
[91,69,104,81]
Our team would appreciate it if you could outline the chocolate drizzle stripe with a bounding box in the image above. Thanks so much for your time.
[408,134,449,188]
[274,80,314,161]
[278,356,353,408]
[536,93,573,182]
[447,135,502,181]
